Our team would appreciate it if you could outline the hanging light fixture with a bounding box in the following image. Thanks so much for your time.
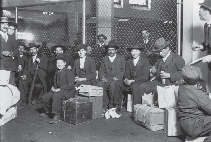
[43,0,54,15]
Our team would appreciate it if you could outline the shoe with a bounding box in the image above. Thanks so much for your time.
[39,113,49,117]
[115,105,121,112]
[31,100,37,105]
[48,115,60,124]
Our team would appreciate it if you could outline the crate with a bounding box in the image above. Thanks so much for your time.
[79,85,103,97]
[60,98,92,125]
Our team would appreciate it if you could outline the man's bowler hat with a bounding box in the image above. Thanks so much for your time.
[199,0,211,12]
[153,37,171,52]
[55,54,68,63]
[51,45,67,53]
[18,42,27,48]
[0,17,12,23]
[26,43,40,50]
[127,44,145,51]
[105,40,119,49]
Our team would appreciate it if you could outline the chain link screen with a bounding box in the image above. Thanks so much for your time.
[2,0,177,59]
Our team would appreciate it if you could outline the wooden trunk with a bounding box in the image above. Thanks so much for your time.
[80,96,103,119]
[60,98,92,125]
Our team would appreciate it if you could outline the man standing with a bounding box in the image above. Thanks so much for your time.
[124,44,150,105]
[14,42,28,105]
[7,22,18,36]
[47,45,74,91]
[139,28,161,66]
[90,34,107,71]
[0,17,17,86]
[139,37,185,102]
[22,43,48,105]
[98,40,126,112]
[192,0,211,70]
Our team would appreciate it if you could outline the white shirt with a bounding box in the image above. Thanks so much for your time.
[0,31,8,42]
[80,56,86,69]
[163,51,171,62]
[99,43,105,47]
[133,56,140,66]
[108,54,116,62]
[32,54,37,63]
[143,39,149,44]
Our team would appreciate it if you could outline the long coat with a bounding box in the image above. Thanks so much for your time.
[23,53,48,92]
[0,34,17,71]
[178,84,211,137]
[99,54,126,81]
[73,56,96,83]
[124,55,150,84]
[154,51,185,85]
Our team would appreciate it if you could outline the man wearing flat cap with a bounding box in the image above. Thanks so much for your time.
[192,0,211,71]
[124,43,150,105]
[98,40,126,112]
[139,37,185,103]
[41,54,75,124]
[73,44,97,86]
[47,45,74,91]
[178,65,211,142]
[89,34,107,71]
[0,17,17,86]
[22,43,48,105]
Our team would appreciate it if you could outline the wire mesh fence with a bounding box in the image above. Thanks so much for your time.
[2,0,177,60]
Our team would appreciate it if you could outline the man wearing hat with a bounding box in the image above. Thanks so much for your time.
[192,0,211,71]
[98,40,126,112]
[47,45,74,91]
[41,54,75,124]
[22,43,48,105]
[124,44,150,105]
[13,42,28,105]
[73,44,97,86]
[0,17,17,86]
[139,37,185,102]
[89,34,107,71]
[178,65,211,142]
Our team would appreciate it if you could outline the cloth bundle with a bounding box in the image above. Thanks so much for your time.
[104,108,121,119]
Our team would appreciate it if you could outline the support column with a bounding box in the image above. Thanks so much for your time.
[96,0,114,42]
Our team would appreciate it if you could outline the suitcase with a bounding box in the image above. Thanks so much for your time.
[134,104,164,131]
[164,108,184,136]
[60,97,93,125]
[80,96,103,119]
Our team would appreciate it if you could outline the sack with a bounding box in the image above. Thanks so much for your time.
[157,85,179,109]
[134,104,164,131]
[0,70,10,85]
[164,108,184,136]
[79,85,103,97]
[142,92,154,106]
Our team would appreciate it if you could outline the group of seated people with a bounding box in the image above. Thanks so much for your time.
[12,35,188,125]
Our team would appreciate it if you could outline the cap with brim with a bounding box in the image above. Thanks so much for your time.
[26,43,40,50]
[182,65,200,84]
[76,44,87,51]
[9,22,18,29]
[104,40,119,49]
[0,17,12,23]
[18,42,27,48]
[127,44,145,51]
[54,55,68,63]
[97,34,107,40]
[153,37,171,52]
[51,45,67,53]
[199,0,211,12]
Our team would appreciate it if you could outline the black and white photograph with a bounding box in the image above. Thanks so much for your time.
[1,0,211,142]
